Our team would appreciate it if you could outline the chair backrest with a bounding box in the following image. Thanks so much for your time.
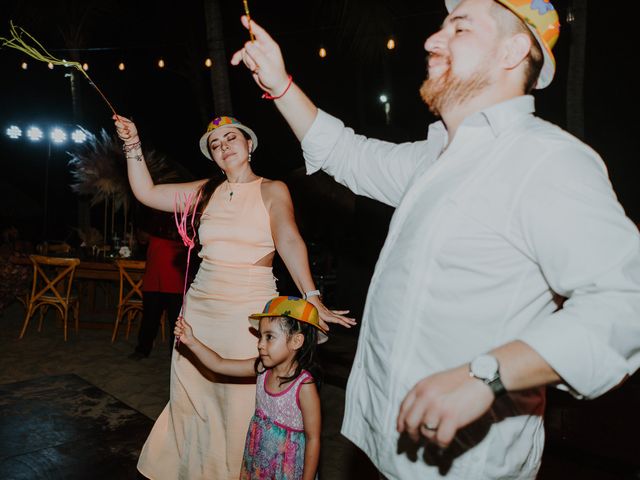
[29,255,81,305]
[115,259,146,305]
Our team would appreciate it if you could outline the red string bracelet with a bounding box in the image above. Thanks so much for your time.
[262,75,293,100]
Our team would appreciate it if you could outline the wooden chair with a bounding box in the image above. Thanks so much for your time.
[19,255,81,341]
[112,259,155,342]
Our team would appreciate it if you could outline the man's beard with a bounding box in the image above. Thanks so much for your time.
[420,56,492,117]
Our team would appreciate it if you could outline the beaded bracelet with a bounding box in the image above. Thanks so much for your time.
[126,152,144,162]
[123,140,141,153]
[262,75,293,100]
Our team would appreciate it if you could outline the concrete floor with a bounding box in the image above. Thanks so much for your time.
[0,302,378,479]
[2,301,639,479]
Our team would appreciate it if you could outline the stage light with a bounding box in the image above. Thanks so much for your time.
[26,127,44,142]
[387,38,396,50]
[158,58,165,68]
[205,58,213,68]
[71,129,88,144]
[118,62,125,71]
[6,125,22,139]
[379,94,388,103]
[319,47,327,58]
[50,128,67,144]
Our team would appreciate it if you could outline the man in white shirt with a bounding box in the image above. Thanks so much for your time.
[231,0,640,478]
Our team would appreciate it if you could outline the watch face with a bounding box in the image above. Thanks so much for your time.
[471,354,499,380]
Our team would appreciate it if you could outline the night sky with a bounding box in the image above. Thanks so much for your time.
[1,0,637,250]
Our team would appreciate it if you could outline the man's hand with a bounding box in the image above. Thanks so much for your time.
[396,365,495,449]
[230,16,290,97]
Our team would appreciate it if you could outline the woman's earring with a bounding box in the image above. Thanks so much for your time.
[221,168,226,176]
[248,153,252,162]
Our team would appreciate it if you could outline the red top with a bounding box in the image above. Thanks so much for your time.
[142,235,186,293]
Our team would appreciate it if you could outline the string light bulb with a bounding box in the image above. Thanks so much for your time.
[47,62,54,70]
[82,63,89,71]
[386,38,396,50]
[566,8,575,23]
[205,58,213,68]
[319,47,327,58]
[118,62,125,71]
[158,58,165,68]
[21,62,27,70]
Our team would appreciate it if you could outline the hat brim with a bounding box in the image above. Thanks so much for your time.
[444,0,555,89]
[249,314,329,344]
[199,123,258,160]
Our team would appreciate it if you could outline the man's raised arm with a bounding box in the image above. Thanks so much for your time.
[230,16,317,141]
[231,16,423,207]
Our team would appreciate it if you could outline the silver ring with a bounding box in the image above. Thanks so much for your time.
[422,423,438,432]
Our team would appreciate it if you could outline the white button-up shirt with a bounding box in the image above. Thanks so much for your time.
[301,96,640,479]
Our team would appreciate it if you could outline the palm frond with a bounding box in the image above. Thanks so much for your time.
[67,129,193,210]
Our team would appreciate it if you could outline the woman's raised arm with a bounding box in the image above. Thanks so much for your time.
[114,115,207,212]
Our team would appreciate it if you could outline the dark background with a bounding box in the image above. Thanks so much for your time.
[0,0,637,314]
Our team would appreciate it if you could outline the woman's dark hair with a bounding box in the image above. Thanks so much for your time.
[192,176,225,247]
[254,316,323,388]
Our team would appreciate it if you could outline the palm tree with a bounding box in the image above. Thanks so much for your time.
[203,0,233,116]
[566,0,587,140]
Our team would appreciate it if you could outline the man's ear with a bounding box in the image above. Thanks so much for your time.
[502,32,531,71]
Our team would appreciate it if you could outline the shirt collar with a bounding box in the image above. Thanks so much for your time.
[479,95,535,137]
[428,95,536,141]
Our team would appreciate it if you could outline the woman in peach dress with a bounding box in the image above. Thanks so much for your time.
[114,115,354,480]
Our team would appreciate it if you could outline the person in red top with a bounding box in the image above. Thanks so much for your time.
[129,210,188,360]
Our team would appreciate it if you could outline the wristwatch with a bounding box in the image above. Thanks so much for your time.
[469,354,506,397]
[303,289,321,300]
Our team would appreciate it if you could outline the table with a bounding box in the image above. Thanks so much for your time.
[10,255,144,329]
[10,255,143,282]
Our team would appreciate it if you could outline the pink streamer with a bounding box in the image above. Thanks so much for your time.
[173,189,202,347]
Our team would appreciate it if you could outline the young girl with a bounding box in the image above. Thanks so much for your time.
[174,296,327,480]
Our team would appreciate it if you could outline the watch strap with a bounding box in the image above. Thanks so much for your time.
[303,289,321,300]
[487,375,507,397]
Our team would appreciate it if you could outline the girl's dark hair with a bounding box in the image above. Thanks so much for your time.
[254,316,322,388]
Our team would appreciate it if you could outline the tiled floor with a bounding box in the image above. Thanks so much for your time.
[0,374,151,479]
[0,303,379,479]
[1,302,639,479]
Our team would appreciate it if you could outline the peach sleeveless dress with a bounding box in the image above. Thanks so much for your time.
[138,178,278,480]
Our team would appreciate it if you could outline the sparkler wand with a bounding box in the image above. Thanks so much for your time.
[0,21,117,116]
[242,0,255,42]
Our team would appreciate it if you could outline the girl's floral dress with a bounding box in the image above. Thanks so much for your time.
[240,369,313,480]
